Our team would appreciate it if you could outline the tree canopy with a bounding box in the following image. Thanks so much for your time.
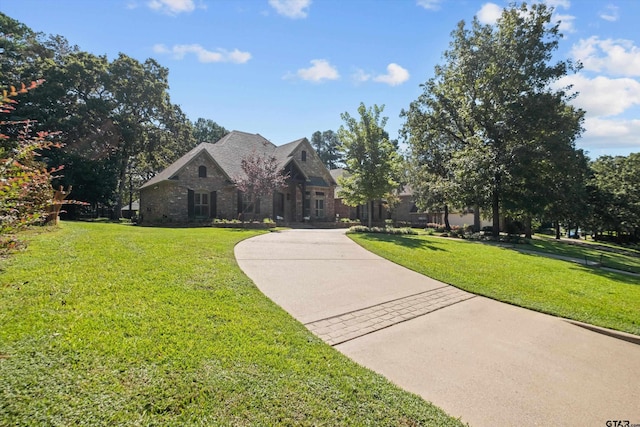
[402,2,584,237]
[0,13,227,217]
[192,118,228,144]
[338,103,401,227]
[310,129,343,170]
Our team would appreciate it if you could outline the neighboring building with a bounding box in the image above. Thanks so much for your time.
[330,168,491,228]
[121,200,139,220]
[139,131,336,224]
[330,168,396,224]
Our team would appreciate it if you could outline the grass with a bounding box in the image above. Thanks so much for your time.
[0,222,463,426]
[524,235,640,274]
[349,233,640,336]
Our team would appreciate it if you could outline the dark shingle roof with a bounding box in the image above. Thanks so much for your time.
[140,131,324,190]
[139,142,216,189]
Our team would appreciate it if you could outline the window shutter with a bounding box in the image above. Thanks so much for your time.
[188,189,195,218]
[210,191,217,218]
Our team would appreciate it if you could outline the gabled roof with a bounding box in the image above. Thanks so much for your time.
[139,142,221,189]
[207,131,276,179]
[140,131,333,190]
[329,168,349,193]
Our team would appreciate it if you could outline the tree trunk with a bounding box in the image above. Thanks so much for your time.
[524,216,532,239]
[492,189,500,238]
[444,204,451,231]
[368,200,373,228]
[555,221,561,239]
[473,205,481,232]
[115,156,128,220]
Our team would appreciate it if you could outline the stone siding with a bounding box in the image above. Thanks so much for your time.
[287,140,336,221]
[140,137,337,224]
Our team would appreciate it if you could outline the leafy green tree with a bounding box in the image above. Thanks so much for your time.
[2,14,197,217]
[310,129,343,169]
[402,2,584,238]
[338,103,402,227]
[192,118,228,143]
[588,154,640,241]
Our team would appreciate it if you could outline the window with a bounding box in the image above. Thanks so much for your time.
[194,192,209,217]
[198,165,207,178]
[304,191,311,217]
[315,198,324,218]
[301,150,307,162]
[238,191,260,214]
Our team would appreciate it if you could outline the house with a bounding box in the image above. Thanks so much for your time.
[139,131,337,224]
[330,168,491,228]
[330,168,398,224]
[121,200,139,220]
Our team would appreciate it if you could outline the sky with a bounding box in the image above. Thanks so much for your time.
[3,0,640,159]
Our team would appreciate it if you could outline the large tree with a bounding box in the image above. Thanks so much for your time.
[588,153,640,241]
[310,129,343,169]
[402,2,584,237]
[2,15,198,216]
[338,103,401,227]
[192,118,228,144]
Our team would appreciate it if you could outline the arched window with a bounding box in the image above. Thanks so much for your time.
[198,165,207,178]
[301,150,307,162]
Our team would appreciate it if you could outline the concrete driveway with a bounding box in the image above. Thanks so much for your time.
[235,229,640,426]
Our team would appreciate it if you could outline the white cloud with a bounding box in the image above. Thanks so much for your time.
[599,4,619,22]
[557,74,640,117]
[543,0,570,9]
[555,73,640,153]
[572,37,640,77]
[580,117,640,151]
[269,0,311,19]
[351,64,410,86]
[153,44,251,64]
[416,0,442,11]
[287,59,339,83]
[477,3,503,25]
[477,2,575,33]
[373,63,410,86]
[555,13,576,33]
[147,0,199,14]
[353,69,372,84]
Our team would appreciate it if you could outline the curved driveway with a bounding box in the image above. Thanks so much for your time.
[235,229,640,426]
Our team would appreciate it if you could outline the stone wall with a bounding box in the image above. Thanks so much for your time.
[287,140,336,222]
[140,152,234,223]
[140,139,338,224]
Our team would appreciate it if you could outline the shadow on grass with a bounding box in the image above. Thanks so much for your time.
[355,232,447,251]
[500,247,640,284]
[566,263,640,285]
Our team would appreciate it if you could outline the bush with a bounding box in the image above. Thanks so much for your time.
[347,226,418,235]
[1,80,60,253]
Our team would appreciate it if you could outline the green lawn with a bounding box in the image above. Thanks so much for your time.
[0,222,463,426]
[349,233,640,336]
[524,236,640,274]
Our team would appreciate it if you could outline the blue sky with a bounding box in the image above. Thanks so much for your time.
[3,0,640,159]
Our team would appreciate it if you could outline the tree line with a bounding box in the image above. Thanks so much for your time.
[1,3,639,243]
[0,12,227,219]
[318,3,639,242]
